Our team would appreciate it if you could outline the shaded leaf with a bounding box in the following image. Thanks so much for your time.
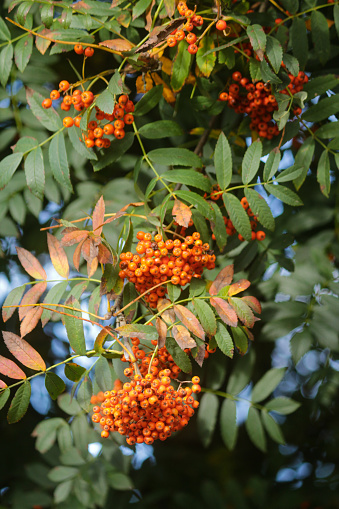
[134,85,163,116]
[245,406,267,452]
[242,139,262,184]
[223,193,252,241]
[0,152,23,190]
[197,392,219,447]
[64,363,86,382]
[220,398,237,450]
[261,411,285,444]
[263,148,280,182]
[77,376,92,412]
[45,372,66,400]
[7,382,31,423]
[26,88,62,132]
[171,40,191,92]
[265,397,301,414]
[49,132,73,191]
[0,388,10,410]
[252,368,286,403]
[244,188,275,231]
[214,132,232,190]
[41,281,68,327]
[165,337,192,373]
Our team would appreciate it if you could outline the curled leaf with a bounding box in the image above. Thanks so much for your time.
[99,39,134,52]
[92,195,105,236]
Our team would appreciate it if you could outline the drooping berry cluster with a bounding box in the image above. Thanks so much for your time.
[118,231,216,308]
[167,2,203,54]
[42,79,134,148]
[219,70,308,138]
[91,371,201,444]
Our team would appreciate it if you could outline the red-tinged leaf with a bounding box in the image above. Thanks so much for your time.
[241,296,262,314]
[99,39,133,51]
[228,279,251,297]
[156,317,167,348]
[0,379,7,389]
[35,28,52,54]
[73,238,86,271]
[18,282,47,321]
[195,344,206,367]
[97,244,113,264]
[92,195,105,236]
[145,0,156,31]
[61,229,89,247]
[2,285,25,322]
[228,297,255,328]
[172,199,192,228]
[243,327,254,341]
[210,297,238,327]
[174,304,205,341]
[0,355,26,379]
[87,256,98,278]
[16,246,47,280]
[209,265,234,296]
[20,306,43,337]
[81,238,98,262]
[172,325,196,350]
[47,233,70,279]
[2,331,46,371]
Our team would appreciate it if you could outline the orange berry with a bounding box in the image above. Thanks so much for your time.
[50,90,60,100]
[42,98,52,109]
[167,36,177,47]
[84,46,94,57]
[216,19,227,30]
[188,43,198,54]
[74,44,84,54]
[74,116,81,127]
[63,116,74,128]
[59,80,69,91]
[256,230,266,241]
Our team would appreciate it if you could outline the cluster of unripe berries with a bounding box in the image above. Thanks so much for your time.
[91,361,201,445]
[118,231,216,308]
[42,82,134,148]
[219,69,307,139]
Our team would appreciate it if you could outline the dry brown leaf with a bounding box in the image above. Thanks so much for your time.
[136,74,153,94]
[145,0,156,31]
[172,325,196,350]
[92,195,105,236]
[156,317,167,349]
[99,38,133,52]
[135,17,185,53]
[172,199,192,228]
[73,238,86,272]
[209,265,234,296]
[174,304,205,341]
[97,244,113,264]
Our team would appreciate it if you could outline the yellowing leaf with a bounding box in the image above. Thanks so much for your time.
[0,355,26,379]
[99,39,133,51]
[241,296,262,314]
[16,247,47,280]
[228,279,251,297]
[172,325,196,350]
[151,72,176,104]
[196,35,216,78]
[2,331,46,371]
[47,233,69,279]
[174,304,205,341]
[159,56,173,75]
[136,74,153,94]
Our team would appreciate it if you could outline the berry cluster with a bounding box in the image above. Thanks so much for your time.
[118,231,216,308]
[167,2,203,54]
[91,370,201,444]
[42,80,134,148]
[219,70,308,139]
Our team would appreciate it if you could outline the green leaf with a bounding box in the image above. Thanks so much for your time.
[220,398,237,450]
[132,0,153,18]
[161,169,211,192]
[291,17,308,68]
[176,189,214,220]
[242,139,262,184]
[165,337,192,373]
[171,40,191,92]
[266,36,282,73]
[0,43,13,87]
[311,11,330,65]
[134,85,163,116]
[9,193,26,224]
[60,446,86,466]
[334,4,339,39]
[41,281,68,327]
[302,94,339,123]
[290,330,313,365]
[264,183,303,206]
[282,53,299,76]
[138,120,183,139]
[245,406,266,452]
[223,193,252,241]
[275,165,303,183]
[197,392,219,447]
[210,202,227,251]
[54,480,73,504]
[64,298,87,355]
[215,322,234,358]
[67,125,97,160]
[95,88,115,114]
[244,188,274,231]
[108,472,134,491]
[247,24,266,58]
[231,326,248,355]
[26,88,62,132]
[65,363,86,382]
[214,132,232,190]
[7,381,31,423]
[263,148,281,182]
[249,58,261,82]
[0,387,10,410]
[41,3,54,28]
[14,34,33,73]
[33,417,65,453]
[57,424,73,454]
[48,466,78,483]
[317,150,330,197]
[0,152,23,190]
[115,323,158,340]
[95,356,113,391]
[316,121,339,139]
[92,132,134,171]
[193,299,217,336]
[58,393,82,415]
[45,372,66,400]
[196,35,216,77]
[2,285,25,323]
[167,282,181,302]
[77,376,92,412]
[293,137,315,189]
[265,397,300,414]
[252,368,286,403]
[260,59,282,84]
[303,74,339,100]
[0,16,11,41]
[24,146,45,200]
[49,132,73,191]
[147,147,202,167]
[261,411,285,444]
